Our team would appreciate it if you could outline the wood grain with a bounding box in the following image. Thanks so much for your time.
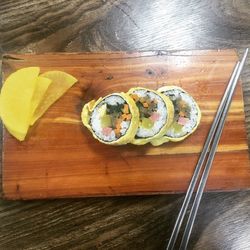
[2,50,250,200]
[1,0,250,249]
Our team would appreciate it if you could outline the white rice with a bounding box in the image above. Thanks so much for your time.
[163,89,199,138]
[133,89,167,138]
[90,95,131,142]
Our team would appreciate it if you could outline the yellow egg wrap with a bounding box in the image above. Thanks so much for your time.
[81,92,139,145]
[127,87,174,145]
[151,86,201,146]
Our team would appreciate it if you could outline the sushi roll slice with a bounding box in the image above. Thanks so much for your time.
[151,86,201,146]
[127,87,174,145]
[81,93,139,145]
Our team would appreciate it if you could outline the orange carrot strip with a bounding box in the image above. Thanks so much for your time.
[115,128,120,135]
[126,114,132,120]
[116,123,121,129]
[179,111,185,117]
[123,104,129,114]
[131,94,139,101]
[116,118,122,124]
[122,114,127,120]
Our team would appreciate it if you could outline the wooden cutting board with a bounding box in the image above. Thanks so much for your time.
[2,50,250,200]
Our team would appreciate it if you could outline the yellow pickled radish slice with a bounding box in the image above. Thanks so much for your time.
[0,67,40,141]
[30,71,77,125]
[30,76,52,121]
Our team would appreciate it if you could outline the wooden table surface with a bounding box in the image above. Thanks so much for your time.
[1,1,250,249]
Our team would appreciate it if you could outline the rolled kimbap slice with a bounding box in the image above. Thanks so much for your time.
[127,87,174,145]
[81,93,139,145]
[151,86,201,146]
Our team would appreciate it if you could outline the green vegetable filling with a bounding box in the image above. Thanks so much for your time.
[168,93,191,124]
[99,101,131,138]
[131,93,157,120]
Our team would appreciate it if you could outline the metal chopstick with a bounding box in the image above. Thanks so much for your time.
[166,61,240,250]
[179,48,249,249]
